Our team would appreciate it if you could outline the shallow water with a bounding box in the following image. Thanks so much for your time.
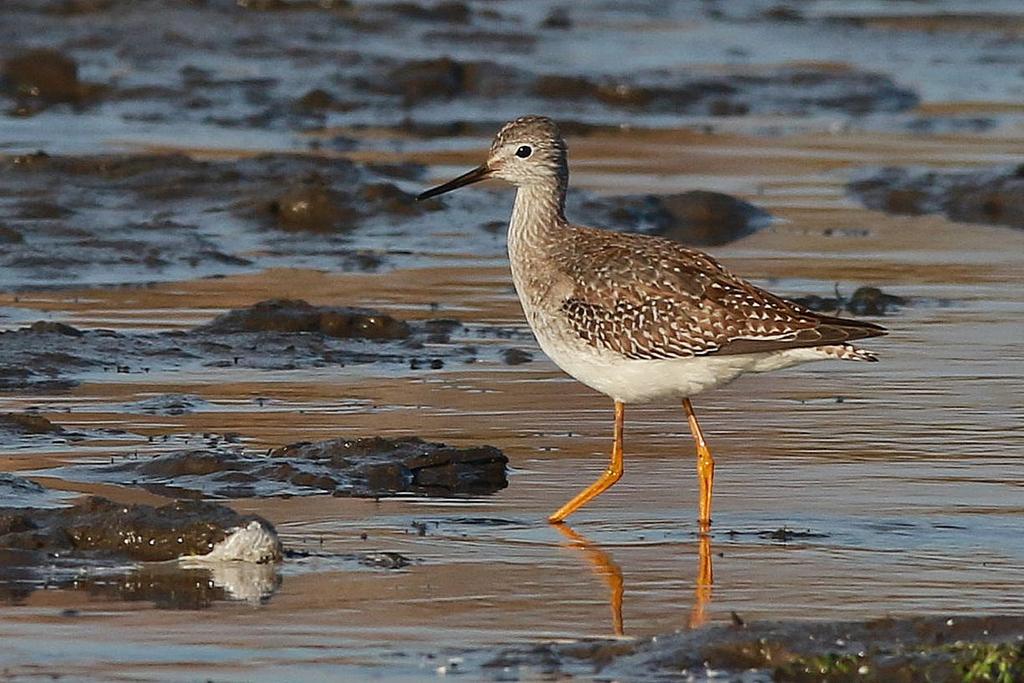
[2,1,1024,681]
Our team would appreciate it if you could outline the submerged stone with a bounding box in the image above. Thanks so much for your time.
[502,348,533,365]
[198,299,411,340]
[364,58,917,116]
[0,299,499,391]
[791,286,909,316]
[55,435,509,499]
[128,393,209,416]
[583,190,773,246]
[273,435,509,495]
[2,49,91,107]
[0,412,64,436]
[849,165,1024,229]
[359,551,412,569]
[269,185,357,232]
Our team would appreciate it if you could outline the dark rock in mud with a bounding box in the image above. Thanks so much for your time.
[366,162,426,181]
[0,366,69,392]
[367,57,517,105]
[757,527,830,541]
[583,190,773,246]
[791,286,908,316]
[274,436,508,495]
[57,435,508,499]
[0,496,280,563]
[0,412,64,436]
[502,348,533,365]
[242,165,436,233]
[129,393,209,416]
[293,87,346,113]
[1,49,103,113]
[903,115,996,135]
[541,7,572,30]
[199,299,411,340]
[475,615,1024,682]
[424,29,538,54]
[25,320,83,336]
[14,199,73,220]
[381,1,471,23]
[359,551,411,569]
[0,225,24,243]
[235,0,352,11]
[269,185,357,232]
[359,182,424,216]
[0,320,98,390]
[849,165,1024,229]
[763,4,804,22]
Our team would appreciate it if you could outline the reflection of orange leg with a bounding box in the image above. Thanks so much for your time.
[549,401,625,524]
[554,524,624,636]
[688,534,714,628]
[683,398,714,532]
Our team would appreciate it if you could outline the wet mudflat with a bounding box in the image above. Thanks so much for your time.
[2,1,1024,681]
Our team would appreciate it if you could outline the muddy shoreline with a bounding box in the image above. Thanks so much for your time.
[1,0,1023,680]
[469,614,1024,681]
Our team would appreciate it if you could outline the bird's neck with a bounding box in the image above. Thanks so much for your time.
[508,179,567,257]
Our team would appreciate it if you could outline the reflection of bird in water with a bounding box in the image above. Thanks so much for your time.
[553,524,714,635]
[689,534,713,629]
[419,116,886,530]
[554,524,625,636]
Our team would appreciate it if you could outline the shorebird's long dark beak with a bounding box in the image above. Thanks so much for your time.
[417,164,491,201]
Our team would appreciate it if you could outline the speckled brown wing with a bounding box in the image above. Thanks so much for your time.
[558,229,886,360]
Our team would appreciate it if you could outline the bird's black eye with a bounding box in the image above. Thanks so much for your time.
[515,145,532,159]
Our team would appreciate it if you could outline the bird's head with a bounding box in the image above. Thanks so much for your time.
[417,116,568,201]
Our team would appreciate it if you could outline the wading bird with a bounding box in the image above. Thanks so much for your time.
[418,116,885,531]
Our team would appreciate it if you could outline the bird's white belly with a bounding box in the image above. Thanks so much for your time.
[537,332,831,404]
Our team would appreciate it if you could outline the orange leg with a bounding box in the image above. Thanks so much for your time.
[548,401,625,524]
[683,398,714,532]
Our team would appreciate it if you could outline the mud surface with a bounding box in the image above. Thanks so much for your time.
[52,435,508,499]
[0,299,495,391]
[850,165,1024,230]
[0,473,73,508]
[364,58,918,117]
[583,190,774,246]
[0,1,1023,681]
[0,0,954,148]
[0,149,774,289]
[0,152,437,288]
[473,615,1024,682]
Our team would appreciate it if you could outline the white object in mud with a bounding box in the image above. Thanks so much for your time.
[181,520,281,564]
